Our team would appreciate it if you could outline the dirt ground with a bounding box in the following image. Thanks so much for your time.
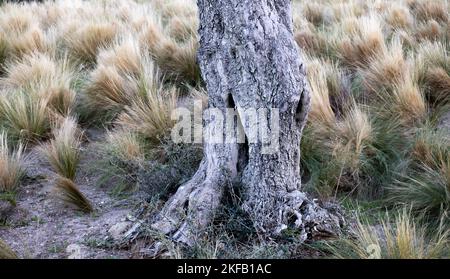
[0,130,144,259]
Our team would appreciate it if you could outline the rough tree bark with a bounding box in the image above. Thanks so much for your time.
[151,0,342,246]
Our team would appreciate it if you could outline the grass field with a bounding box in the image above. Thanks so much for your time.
[0,0,449,258]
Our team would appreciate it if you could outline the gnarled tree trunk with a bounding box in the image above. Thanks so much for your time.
[151,0,342,246]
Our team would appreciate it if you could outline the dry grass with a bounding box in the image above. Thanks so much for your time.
[413,0,449,23]
[305,57,337,127]
[385,4,414,29]
[0,131,24,192]
[388,128,450,220]
[64,22,118,64]
[86,44,161,116]
[333,15,387,68]
[328,209,449,259]
[2,53,78,115]
[116,85,178,142]
[389,76,427,126]
[140,21,200,83]
[360,39,407,93]
[336,104,373,171]
[40,117,83,180]
[106,129,145,162]
[0,91,51,143]
[53,176,93,213]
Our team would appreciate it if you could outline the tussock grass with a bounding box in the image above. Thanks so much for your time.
[388,128,450,221]
[326,209,449,259]
[413,0,448,23]
[8,26,51,58]
[85,44,161,118]
[116,85,178,142]
[40,117,82,180]
[0,91,51,143]
[64,22,118,64]
[360,39,407,93]
[106,129,145,162]
[0,131,24,193]
[385,4,414,29]
[2,53,78,115]
[333,15,387,69]
[141,22,200,83]
[53,176,93,213]
[305,57,337,127]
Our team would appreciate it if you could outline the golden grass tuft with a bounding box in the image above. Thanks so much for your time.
[106,129,145,162]
[53,176,93,213]
[334,15,387,68]
[8,26,50,58]
[167,15,199,41]
[385,4,413,29]
[97,36,142,77]
[361,39,407,93]
[411,128,449,171]
[305,57,337,127]
[336,104,373,170]
[425,67,450,104]
[295,29,329,57]
[415,20,443,42]
[0,6,32,35]
[40,117,82,180]
[86,48,160,114]
[116,86,178,142]
[0,131,24,192]
[390,76,427,126]
[2,53,77,115]
[0,91,51,143]
[303,2,330,26]
[413,0,448,23]
[86,64,136,111]
[141,23,200,83]
[2,52,57,88]
[64,22,118,64]
[329,209,449,259]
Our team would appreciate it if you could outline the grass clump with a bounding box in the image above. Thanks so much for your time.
[0,91,51,143]
[53,176,93,213]
[40,117,83,181]
[325,209,449,259]
[2,52,79,115]
[116,85,178,143]
[388,129,450,222]
[0,131,24,193]
[64,21,118,64]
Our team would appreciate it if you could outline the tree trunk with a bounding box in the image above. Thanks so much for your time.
[151,0,342,246]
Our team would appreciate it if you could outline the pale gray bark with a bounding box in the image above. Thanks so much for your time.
[151,0,342,245]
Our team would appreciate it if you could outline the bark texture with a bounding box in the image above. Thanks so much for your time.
[151,0,342,245]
